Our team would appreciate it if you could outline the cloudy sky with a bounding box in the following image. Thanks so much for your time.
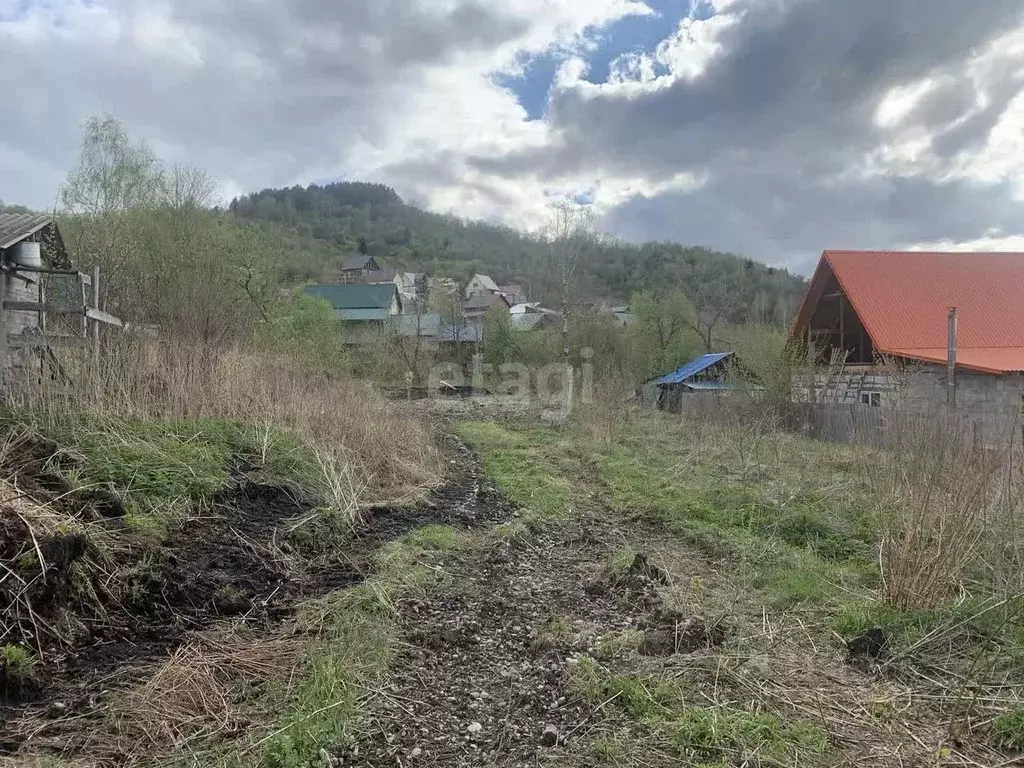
[2,0,1023,274]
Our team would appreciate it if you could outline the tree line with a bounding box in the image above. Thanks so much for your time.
[229,183,807,328]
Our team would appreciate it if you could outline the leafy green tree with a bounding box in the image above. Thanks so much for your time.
[629,291,703,381]
[58,114,283,344]
[263,295,345,370]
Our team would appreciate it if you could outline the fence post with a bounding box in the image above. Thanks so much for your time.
[947,307,957,411]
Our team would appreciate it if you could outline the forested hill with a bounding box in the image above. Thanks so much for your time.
[229,182,806,325]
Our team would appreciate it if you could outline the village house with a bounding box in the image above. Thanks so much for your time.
[0,213,122,388]
[304,283,402,327]
[465,274,499,297]
[509,312,555,332]
[338,254,380,283]
[462,291,510,320]
[791,250,1024,430]
[357,268,397,286]
[394,272,425,303]
[497,283,525,306]
[390,313,481,347]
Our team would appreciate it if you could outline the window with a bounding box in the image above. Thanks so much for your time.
[860,391,881,407]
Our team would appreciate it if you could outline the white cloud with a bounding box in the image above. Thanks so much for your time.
[2,0,1024,272]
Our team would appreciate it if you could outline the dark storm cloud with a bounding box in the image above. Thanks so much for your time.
[604,172,1024,273]
[472,0,1024,267]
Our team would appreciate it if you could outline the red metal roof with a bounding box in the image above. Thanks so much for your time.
[801,250,1024,374]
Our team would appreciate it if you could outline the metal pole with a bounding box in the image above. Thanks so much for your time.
[947,307,957,411]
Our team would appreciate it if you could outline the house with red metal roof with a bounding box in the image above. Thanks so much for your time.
[792,250,1024,415]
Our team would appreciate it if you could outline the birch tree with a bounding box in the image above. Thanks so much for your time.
[545,199,595,416]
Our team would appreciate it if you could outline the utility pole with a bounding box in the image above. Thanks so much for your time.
[947,307,957,411]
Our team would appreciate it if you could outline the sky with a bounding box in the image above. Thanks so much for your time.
[2,0,1024,275]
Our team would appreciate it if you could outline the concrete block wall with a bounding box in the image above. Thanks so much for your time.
[796,364,1024,446]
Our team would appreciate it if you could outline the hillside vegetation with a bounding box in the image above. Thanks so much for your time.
[229,183,806,326]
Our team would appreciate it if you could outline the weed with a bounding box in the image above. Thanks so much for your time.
[531,615,575,653]
[671,705,830,762]
[568,656,682,720]
[1,644,39,698]
[589,736,626,763]
[595,629,644,658]
[2,644,36,679]
[599,548,639,583]
[994,706,1024,752]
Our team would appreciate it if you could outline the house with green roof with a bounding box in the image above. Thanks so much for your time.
[304,283,402,323]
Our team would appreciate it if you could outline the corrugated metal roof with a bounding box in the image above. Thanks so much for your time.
[305,283,397,310]
[651,352,734,385]
[800,250,1024,373]
[0,213,52,250]
[338,307,390,322]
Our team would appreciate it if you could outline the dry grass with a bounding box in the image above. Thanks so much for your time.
[105,632,303,763]
[573,373,638,449]
[870,416,1012,611]
[11,335,444,510]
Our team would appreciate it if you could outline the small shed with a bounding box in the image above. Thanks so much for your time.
[0,213,123,390]
[643,352,737,411]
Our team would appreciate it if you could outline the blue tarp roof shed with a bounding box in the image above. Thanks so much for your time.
[650,352,734,386]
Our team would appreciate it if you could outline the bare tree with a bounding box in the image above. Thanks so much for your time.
[392,274,433,389]
[545,199,596,416]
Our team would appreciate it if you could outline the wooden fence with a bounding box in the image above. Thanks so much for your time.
[0,264,124,392]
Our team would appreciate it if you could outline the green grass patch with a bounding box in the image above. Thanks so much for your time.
[1,644,37,680]
[994,706,1024,752]
[591,430,877,607]
[568,655,829,764]
[568,656,685,720]
[672,705,830,763]
[2,410,322,537]
[455,422,574,527]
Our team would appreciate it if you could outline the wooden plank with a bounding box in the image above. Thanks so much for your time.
[86,307,122,328]
[7,334,93,349]
[2,300,86,315]
[0,263,35,285]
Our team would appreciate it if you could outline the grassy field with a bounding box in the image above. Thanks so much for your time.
[6,401,1024,767]
[456,410,1024,766]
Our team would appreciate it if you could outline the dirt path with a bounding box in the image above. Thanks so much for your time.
[345,454,689,768]
[349,522,615,767]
